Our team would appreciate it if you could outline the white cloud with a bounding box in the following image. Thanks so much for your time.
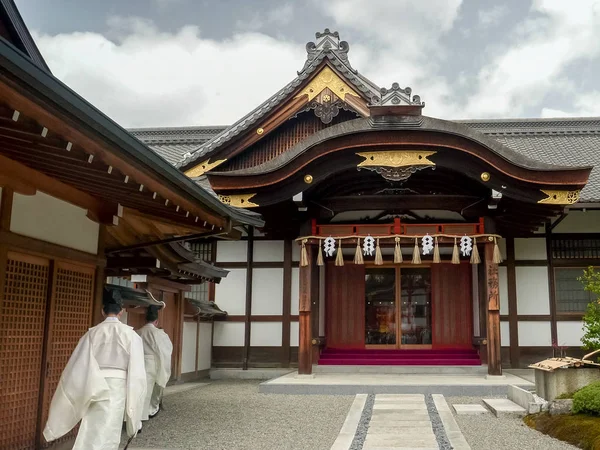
[464,0,600,118]
[542,91,600,117]
[478,5,508,27]
[313,0,464,117]
[34,19,303,127]
[235,3,294,32]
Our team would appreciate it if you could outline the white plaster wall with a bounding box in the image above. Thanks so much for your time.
[501,321,510,347]
[254,240,284,262]
[251,268,284,315]
[181,321,197,374]
[11,191,99,254]
[292,242,301,262]
[514,238,547,260]
[213,322,245,346]
[557,321,585,347]
[497,238,507,261]
[516,267,550,315]
[291,267,300,316]
[553,210,600,234]
[250,322,282,346]
[214,268,247,315]
[499,266,508,316]
[518,321,552,346]
[197,322,212,371]
[290,321,299,347]
[216,240,248,262]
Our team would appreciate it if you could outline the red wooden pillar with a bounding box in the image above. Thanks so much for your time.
[485,240,502,376]
[298,244,314,375]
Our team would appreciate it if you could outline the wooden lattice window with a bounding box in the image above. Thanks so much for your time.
[555,267,598,314]
[552,237,600,259]
[40,262,94,447]
[188,241,212,302]
[0,253,49,450]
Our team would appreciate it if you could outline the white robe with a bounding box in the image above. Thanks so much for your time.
[43,317,146,449]
[138,323,173,420]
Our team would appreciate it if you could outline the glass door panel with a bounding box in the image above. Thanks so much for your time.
[365,268,396,346]
[400,268,432,346]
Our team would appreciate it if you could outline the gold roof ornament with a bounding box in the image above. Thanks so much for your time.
[218,193,258,208]
[356,151,436,168]
[184,158,227,177]
[295,66,360,102]
[538,189,580,205]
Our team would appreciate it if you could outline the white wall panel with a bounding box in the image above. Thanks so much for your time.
[290,321,299,347]
[292,242,301,262]
[518,321,552,346]
[501,321,510,347]
[216,240,248,262]
[497,238,507,261]
[557,321,585,347]
[213,322,245,346]
[254,240,284,262]
[11,191,99,254]
[516,267,550,315]
[499,266,508,315]
[291,267,300,316]
[553,211,600,234]
[197,322,212,371]
[251,268,283,315]
[250,322,282,346]
[119,311,128,325]
[181,322,197,374]
[215,269,247,315]
[515,238,547,260]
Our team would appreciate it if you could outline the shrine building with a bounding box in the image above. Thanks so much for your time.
[132,29,600,376]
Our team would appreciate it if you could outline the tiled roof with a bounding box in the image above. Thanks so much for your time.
[130,116,600,203]
[129,126,226,165]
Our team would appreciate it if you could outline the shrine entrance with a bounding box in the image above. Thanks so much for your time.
[364,267,432,349]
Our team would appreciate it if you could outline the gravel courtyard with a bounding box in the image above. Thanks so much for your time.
[125,380,353,450]
[447,397,577,450]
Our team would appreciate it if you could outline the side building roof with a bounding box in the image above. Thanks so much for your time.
[131,116,600,203]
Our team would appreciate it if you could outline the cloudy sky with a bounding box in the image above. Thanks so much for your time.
[15,0,600,128]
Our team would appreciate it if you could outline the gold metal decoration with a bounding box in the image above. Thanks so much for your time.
[481,172,491,182]
[304,174,313,184]
[323,94,331,102]
[538,189,580,205]
[218,193,259,208]
[356,151,436,168]
[256,127,264,135]
[295,66,359,102]
[184,158,227,177]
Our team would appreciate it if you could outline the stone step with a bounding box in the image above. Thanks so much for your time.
[452,404,490,415]
[482,398,527,417]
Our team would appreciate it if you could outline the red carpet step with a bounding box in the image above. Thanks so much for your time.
[318,348,481,366]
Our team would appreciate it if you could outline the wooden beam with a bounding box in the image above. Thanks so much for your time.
[319,195,483,212]
[0,229,104,266]
[106,256,159,269]
[505,238,520,368]
[545,224,559,351]
[0,153,109,223]
[298,244,314,375]
[0,187,13,231]
[0,77,227,228]
[485,240,502,376]
[281,239,292,368]
[243,226,254,370]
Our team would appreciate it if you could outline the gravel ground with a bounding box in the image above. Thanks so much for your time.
[426,394,451,449]
[123,380,353,450]
[349,394,373,450]
[447,396,577,450]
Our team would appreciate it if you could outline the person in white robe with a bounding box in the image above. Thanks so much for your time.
[43,288,146,450]
[138,305,173,420]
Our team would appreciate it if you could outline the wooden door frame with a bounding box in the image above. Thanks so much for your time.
[364,263,433,350]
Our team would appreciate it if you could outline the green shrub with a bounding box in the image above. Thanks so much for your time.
[578,268,600,351]
[573,381,600,416]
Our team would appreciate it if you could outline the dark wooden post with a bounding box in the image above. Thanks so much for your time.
[485,240,502,376]
[243,226,254,370]
[298,244,313,375]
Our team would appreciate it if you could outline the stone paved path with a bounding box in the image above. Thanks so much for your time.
[365,394,439,449]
